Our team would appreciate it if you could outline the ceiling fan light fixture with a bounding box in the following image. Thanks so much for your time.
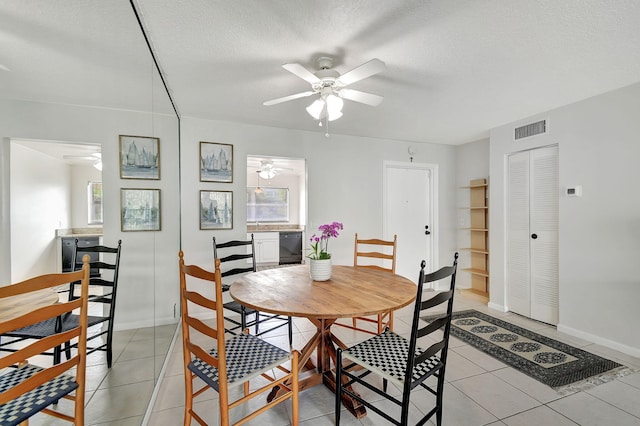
[259,169,276,179]
[326,94,343,121]
[306,98,325,120]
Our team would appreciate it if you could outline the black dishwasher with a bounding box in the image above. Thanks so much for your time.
[61,236,100,276]
[279,231,303,264]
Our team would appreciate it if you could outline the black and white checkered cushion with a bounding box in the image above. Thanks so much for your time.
[188,333,290,391]
[342,330,442,387]
[0,364,78,426]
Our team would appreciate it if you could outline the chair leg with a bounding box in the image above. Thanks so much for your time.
[400,393,411,426]
[335,349,342,426]
[291,350,299,426]
[107,347,113,368]
[240,307,247,333]
[53,345,61,365]
[288,317,293,346]
[107,327,114,368]
[64,340,72,361]
[435,371,446,426]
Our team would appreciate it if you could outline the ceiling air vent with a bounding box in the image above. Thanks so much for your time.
[514,120,546,140]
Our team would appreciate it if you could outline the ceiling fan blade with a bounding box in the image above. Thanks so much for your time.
[339,89,384,106]
[336,58,386,87]
[63,152,101,160]
[263,91,316,106]
[282,63,322,84]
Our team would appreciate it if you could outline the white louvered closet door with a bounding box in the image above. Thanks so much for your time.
[529,146,559,324]
[507,146,558,325]
[507,151,531,318]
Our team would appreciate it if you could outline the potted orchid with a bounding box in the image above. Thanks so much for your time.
[307,221,343,280]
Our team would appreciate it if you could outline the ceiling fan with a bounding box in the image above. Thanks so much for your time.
[255,160,292,179]
[63,152,102,170]
[62,152,101,161]
[263,57,386,122]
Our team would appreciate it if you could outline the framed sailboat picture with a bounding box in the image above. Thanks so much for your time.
[200,190,232,230]
[121,188,161,231]
[119,135,160,180]
[200,141,233,183]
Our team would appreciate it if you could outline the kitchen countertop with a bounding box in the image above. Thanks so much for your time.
[246,225,304,233]
[55,228,103,238]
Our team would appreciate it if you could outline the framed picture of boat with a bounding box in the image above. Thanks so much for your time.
[200,190,232,230]
[119,135,160,180]
[121,188,161,231]
[200,141,232,183]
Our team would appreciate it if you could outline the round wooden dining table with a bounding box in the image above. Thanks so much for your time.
[230,264,417,419]
[0,288,60,322]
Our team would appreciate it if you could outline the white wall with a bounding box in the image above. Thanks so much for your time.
[9,143,71,281]
[180,117,458,278]
[490,82,640,356]
[455,138,490,289]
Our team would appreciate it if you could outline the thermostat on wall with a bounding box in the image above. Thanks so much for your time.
[566,185,582,197]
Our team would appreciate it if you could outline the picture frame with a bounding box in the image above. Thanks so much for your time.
[121,188,161,231]
[200,190,233,230]
[200,141,232,182]
[119,135,160,180]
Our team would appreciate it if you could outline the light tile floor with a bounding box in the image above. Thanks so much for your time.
[23,322,177,426]
[21,291,640,425]
[147,292,640,426]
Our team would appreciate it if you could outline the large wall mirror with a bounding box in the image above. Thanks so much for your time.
[0,1,180,423]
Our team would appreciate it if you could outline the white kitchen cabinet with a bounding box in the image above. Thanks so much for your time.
[248,232,279,264]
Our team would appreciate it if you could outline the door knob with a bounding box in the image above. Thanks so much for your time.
[531,233,538,239]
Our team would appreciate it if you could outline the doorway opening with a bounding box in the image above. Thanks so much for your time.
[246,155,307,228]
[8,139,102,282]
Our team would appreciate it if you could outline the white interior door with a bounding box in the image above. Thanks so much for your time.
[529,146,559,324]
[507,146,558,324]
[507,151,531,317]
[383,162,437,284]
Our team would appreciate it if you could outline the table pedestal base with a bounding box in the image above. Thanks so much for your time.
[268,317,367,419]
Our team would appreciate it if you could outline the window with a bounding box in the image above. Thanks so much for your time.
[88,181,103,224]
[246,187,289,222]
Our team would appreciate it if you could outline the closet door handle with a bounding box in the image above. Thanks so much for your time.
[531,233,538,239]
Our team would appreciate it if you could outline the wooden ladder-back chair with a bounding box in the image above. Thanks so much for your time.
[179,251,299,426]
[213,235,293,345]
[343,233,397,335]
[0,240,122,368]
[0,256,91,425]
[336,253,458,426]
[67,239,122,367]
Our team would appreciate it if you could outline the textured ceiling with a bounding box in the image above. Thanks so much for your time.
[2,1,640,145]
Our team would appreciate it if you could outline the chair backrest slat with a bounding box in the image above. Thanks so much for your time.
[353,233,397,273]
[213,235,257,279]
[405,254,458,388]
[70,240,121,311]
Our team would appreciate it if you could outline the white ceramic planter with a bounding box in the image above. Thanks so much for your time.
[309,259,332,281]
